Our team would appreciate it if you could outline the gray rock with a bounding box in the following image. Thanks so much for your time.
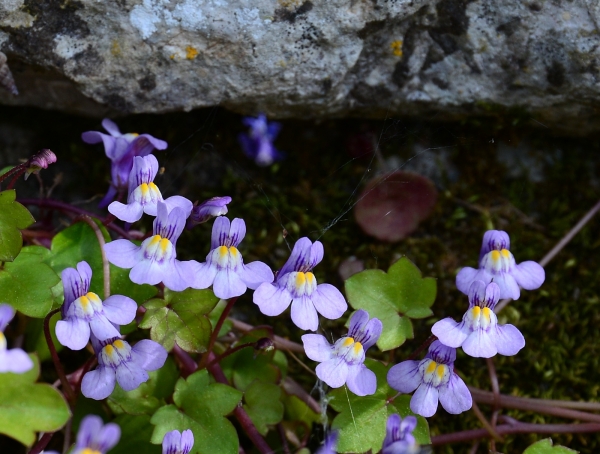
[1,0,599,133]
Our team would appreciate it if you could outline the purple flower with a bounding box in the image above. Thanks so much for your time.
[81,334,167,400]
[238,114,282,166]
[387,340,472,418]
[189,217,274,299]
[382,414,418,454]
[105,201,196,291]
[72,414,120,454]
[108,155,192,223]
[316,431,338,454]
[456,230,545,300]
[186,196,232,229]
[253,237,347,331]
[56,261,137,350]
[0,304,33,373]
[432,281,525,358]
[82,119,167,208]
[24,148,57,180]
[302,310,382,396]
[162,429,194,454]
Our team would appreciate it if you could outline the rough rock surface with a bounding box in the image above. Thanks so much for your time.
[1,0,600,133]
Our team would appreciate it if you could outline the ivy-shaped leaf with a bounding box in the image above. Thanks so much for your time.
[108,357,179,416]
[220,328,288,391]
[345,257,436,351]
[110,414,161,454]
[523,438,578,454]
[0,246,61,317]
[46,222,157,305]
[0,354,70,446]
[140,288,219,353]
[242,380,284,435]
[329,359,430,454]
[0,190,35,262]
[151,369,243,454]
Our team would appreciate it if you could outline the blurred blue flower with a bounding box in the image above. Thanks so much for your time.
[238,114,282,166]
[382,414,418,454]
[316,431,338,454]
[71,415,120,453]
[186,196,232,229]
[162,429,194,454]
[0,303,33,373]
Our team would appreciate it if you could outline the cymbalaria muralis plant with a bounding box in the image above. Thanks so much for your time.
[0,117,589,454]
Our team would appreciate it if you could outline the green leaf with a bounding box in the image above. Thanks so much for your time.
[0,354,70,446]
[46,222,157,304]
[523,438,578,454]
[140,288,219,353]
[345,257,436,351]
[243,381,284,435]
[0,189,35,261]
[108,357,179,416]
[110,414,161,454]
[329,359,429,453]
[151,369,243,454]
[220,328,288,391]
[0,246,61,317]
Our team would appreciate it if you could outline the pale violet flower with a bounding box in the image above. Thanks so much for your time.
[108,155,192,223]
[387,340,472,418]
[162,429,194,454]
[302,310,382,396]
[186,196,232,229]
[316,431,338,454]
[82,333,167,400]
[82,119,167,208]
[238,114,282,166]
[0,304,33,373]
[382,414,419,454]
[71,414,120,454]
[253,237,347,331]
[456,230,545,300]
[56,261,137,350]
[105,201,196,291]
[432,280,525,358]
[189,217,274,299]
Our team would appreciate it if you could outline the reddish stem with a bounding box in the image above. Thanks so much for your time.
[198,297,238,369]
[27,431,54,454]
[406,334,437,361]
[43,309,76,405]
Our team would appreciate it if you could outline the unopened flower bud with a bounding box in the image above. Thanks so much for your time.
[24,149,57,180]
[187,196,232,229]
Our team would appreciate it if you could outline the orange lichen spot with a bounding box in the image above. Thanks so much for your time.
[111,40,122,56]
[186,46,199,60]
[390,40,403,57]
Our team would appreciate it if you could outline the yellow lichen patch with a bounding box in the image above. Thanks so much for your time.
[111,40,122,56]
[186,46,199,60]
[390,40,403,57]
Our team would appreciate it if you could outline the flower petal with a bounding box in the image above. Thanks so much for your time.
[188,261,218,290]
[239,261,274,289]
[161,260,192,292]
[213,268,247,299]
[131,339,168,371]
[438,373,472,414]
[387,360,421,394]
[102,118,122,136]
[211,216,231,250]
[479,230,510,262]
[309,241,324,268]
[108,200,144,223]
[81,366,116,400]
[432,318,468,348]
[278,237,313,277]
[89,315,122,342]
[0,303,15,331]
[311,284,347,320]
[180,429,194,454]
[316,357,349,388]
[301,334,333,362]
[56,318,90,350]
[461,329,498,358]
[253,282,292,316]
[229,218,247,247]
[116,361,149,391]
[102,295,137,325]
[291,296,319,331]
[456,266,484,295]
[494,324,525,356]
[492,272,521,300]
[105,240,140,269]
[513,260,545,291]
[348,309,369,337]
[130,258,164,286]
[346,364,376,396]
[411,384,439,417]
[97,422,121,452]
[358,318,383,351]
[164,195,194,218]
[76,415,104,448]
[0,349,33,373]
[162,430,181,454]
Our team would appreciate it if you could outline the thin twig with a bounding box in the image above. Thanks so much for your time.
[432,422,600,445]
[27,432,54,454]
[76,215,110,299]
[18,198,131,239]
[470,400,503,442]
[282,377,321,414]
[496,197,600,312]
[198,297,238,369]
[278,423,291,454]
[406,334,437,361]
[205,342,254,369]
[231,319,304,353]
[44,309,76,405]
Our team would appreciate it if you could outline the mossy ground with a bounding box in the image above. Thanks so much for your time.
[1,106,599,453]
